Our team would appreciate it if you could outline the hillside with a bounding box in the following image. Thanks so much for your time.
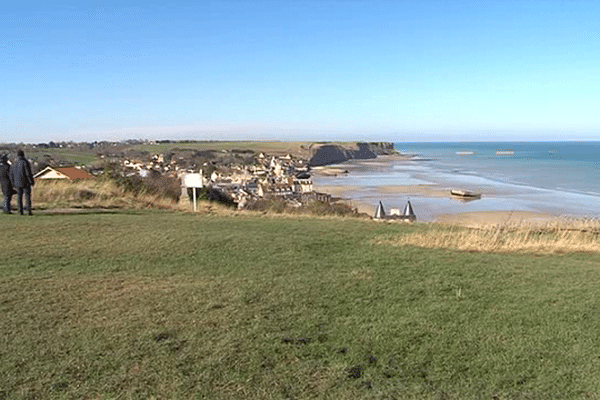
[2,211,600,399]
[6,141,314,170]
[308,142,395,166]
[6,140,395,172]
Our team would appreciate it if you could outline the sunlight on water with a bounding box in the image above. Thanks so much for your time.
[312,142,600,221]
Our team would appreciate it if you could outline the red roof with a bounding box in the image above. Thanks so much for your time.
[55,167,93,179]
[33,166,95,180]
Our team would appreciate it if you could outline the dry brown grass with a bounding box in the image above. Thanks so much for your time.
[377,218,600,254]
[32,179,189,211]
[31,178,256,215]
[29,179,356,218]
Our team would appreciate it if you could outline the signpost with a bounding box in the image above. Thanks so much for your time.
[183,173,203,212]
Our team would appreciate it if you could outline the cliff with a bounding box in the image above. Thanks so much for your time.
[308,142,394,166]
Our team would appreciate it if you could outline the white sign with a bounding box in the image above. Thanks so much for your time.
[184,173,203,188]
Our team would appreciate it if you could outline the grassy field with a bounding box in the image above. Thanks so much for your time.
[11,140,363,169]
[8,140,318,168]
[132,141,314,157]
[2,211,600,399]
[25,149,100,166]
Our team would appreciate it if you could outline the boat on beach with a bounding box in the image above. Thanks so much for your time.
[450,189,482,199]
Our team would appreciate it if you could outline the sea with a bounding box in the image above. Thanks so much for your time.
[312,141,600,221]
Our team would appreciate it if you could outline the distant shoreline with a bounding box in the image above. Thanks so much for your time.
[312,153,600,225]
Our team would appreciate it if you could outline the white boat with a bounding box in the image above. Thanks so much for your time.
[456,151,475,156]
[496,150,514,156]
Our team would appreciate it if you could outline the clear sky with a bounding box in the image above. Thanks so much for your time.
[2,0,599,143]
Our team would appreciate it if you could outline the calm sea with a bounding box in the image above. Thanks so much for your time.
[395,141,600,197]
[312,141,600,220]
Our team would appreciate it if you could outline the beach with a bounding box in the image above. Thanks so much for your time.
[315,181,564,227]
[312,147,600,227]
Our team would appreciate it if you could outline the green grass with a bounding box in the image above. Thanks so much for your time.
[2,212,600,399]
[132,141,312,156]
[21,140,357,167]
[23,141,314,167]
[26,149,99,165]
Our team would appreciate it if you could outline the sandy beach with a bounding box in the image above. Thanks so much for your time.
[319,183,578,228]
[312,155,600,227]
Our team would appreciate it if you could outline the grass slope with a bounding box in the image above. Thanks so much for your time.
[15,141,314,168]
[132,141,312,157]
[24,149,99,166]
[31,179,186,211]
[1,212,600,399]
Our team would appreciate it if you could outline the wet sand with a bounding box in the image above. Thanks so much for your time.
[312,156,600,227]
[322,184,570,228]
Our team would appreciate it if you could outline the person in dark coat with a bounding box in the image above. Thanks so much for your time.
[0,154,13,214]
[9,150,35,215]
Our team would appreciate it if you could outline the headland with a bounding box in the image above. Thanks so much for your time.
[311,152,600,228]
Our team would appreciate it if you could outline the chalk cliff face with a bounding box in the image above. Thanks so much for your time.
[308,142,394,166]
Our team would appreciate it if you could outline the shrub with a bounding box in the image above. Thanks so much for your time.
[244,197,361,217]
[101,163,180,202]
[186,187,235,207]
[143,174,181,202]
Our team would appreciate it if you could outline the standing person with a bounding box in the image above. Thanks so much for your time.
[10,150,35,215]
[0,154,13,214]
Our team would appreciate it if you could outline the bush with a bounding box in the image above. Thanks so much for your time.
[185,187,236,208]
[244,197,361,217]
[206,188,236,207]
[299,200,359,217]
[144,174,181,202]
[101,163,180,202]
[244,197,288,213]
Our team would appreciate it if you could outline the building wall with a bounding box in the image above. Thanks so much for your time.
[38,170,68,179]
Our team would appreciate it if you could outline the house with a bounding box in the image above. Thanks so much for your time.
[293,179,313,193]
[268,184,294,197]
[34,166,94,180]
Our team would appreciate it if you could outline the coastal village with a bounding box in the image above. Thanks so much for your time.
[116,148,328,211]
[2,140,495,221]
[5,140,403,217]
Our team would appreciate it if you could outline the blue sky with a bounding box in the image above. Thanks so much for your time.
[1,0,599,143]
